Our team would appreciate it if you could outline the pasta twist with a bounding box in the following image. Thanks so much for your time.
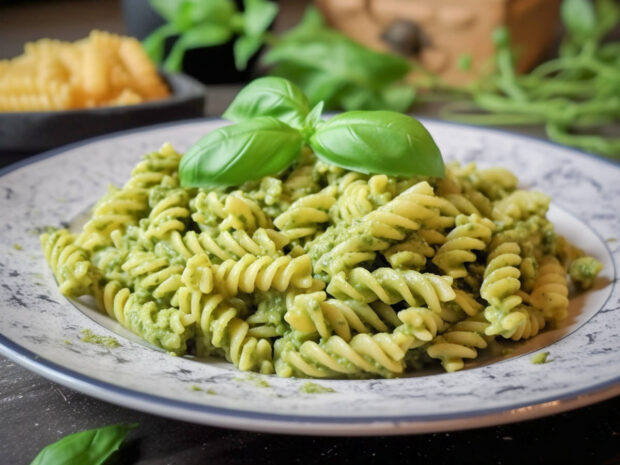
[481,242,527,338]
[145,188,190,239]
[493,190,550,224]
[426,317,489,372]
[283,291,400,341]
[125,144,182,191]
[432,214,495,278]
[326,267,455,313]
[382,233,435,269]
[312,181,458,276]
[332,175,393,223]
[174,289,273,373]
[168,228,289,263]
[275,331,413,378]
[40,229,97,297]
[121,251,184,299]
[191,190,272,233]
[273,186,337,240]
[213,253,313,296]
[530,256,569,322]
[508,305,546,341]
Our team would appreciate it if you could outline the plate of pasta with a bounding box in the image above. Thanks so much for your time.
[0,113,618,435]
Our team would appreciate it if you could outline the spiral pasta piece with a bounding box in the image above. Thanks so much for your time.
[283,291,399,341]
[327,267,455,313]
[493,190,550,224]
[275,331,413,378]
[481,242,527,338]
[174,289,273,373]
[191,190,271,233]
[145,188,190,239]
[213,253,313,296]
[168,228,289,263]
[41,229,97,297]
[432,214,495,278]
[508,305,546,341]
[332,175,393,223]
[426,317,489,372]
[274,187,337,240]
[530,256,569,322]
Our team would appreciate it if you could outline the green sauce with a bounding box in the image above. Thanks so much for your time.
[531,352,550,364]
[300,382,335,394]
[13,244,22,251]
[80,329,122,348]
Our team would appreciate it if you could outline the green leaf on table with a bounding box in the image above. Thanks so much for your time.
[309,111,444,177]
[30,423,137,465]
[180,117,304,188]
[223,76,311,127]
[242,0,278,36]
[562,0,597,42]
[233,35,264,70]
[164,24,233,71]
[142,23,180,64]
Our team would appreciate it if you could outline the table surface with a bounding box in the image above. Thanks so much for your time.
[1,1,619,464]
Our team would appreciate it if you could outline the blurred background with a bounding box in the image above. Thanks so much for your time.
[1,0,618,162]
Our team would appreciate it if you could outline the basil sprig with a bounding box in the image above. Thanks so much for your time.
[180,77,444,188]
[144,0,278,71]
[263,7,416,113]
[30,423,137,465]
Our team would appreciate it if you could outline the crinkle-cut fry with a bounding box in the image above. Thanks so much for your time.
[118,37,169,99]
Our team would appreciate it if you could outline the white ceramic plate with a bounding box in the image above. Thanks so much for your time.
[1,119,618,436]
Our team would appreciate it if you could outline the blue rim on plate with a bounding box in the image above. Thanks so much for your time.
[1,118,618,435]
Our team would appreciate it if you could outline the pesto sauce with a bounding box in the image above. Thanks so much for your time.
[13,244,22,251]
[300,382,335,394]
[80,329,122,348]
[531,352,550,364]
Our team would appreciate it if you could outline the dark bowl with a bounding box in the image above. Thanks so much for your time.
[0,72,207,164]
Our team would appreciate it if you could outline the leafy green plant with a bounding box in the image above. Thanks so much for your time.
[180,77,443,188]
[144,0,278,71]
[441,0,620,158]
[30,423,137,465]
[263,7,416,112]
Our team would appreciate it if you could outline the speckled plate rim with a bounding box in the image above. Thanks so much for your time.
[1,117,619,436]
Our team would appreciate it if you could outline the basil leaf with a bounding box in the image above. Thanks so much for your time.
[304,101,324,131]
[562,0,597,42]
[381,84,416,113]
[174,0,236,29]
[142,23,180,64]
[264,19,411,89]
[233,35,263,70]
[270,63,346,108]
[180,117,304,188]
[309,111,444,178]
[30,423,137,465]
[223,77,311,127]
[164,24,233,71]
[243,0,278,36]
[149,0,185,22]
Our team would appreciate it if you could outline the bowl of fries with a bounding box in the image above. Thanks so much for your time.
[0,31,206,157]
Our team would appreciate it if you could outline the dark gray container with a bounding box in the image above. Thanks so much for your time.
[0,72,206,162]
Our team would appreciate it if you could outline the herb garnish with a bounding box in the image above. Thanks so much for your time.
[30,423,137,465]
[179,77,444,188]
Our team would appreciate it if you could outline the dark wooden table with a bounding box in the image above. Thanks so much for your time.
[1,1,619,464]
